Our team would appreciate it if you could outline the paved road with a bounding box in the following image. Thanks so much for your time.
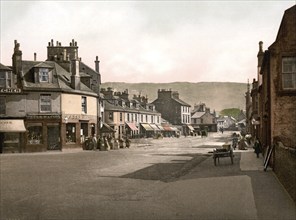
[0,132,295,220]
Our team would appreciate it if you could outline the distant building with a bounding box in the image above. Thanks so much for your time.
[101,88,161,138]
[152,89,192,135]
[216,116,236,131]
[191,103,217,132]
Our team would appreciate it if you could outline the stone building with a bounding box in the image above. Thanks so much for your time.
[251,5,296,202]
[101,88,161,138]
[0,39,101,153]
[152,89,192,135]
[191,103,217,132]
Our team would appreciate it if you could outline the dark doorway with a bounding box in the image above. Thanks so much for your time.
[47,126,60,150]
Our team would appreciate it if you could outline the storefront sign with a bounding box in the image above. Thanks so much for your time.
[0,119,26,132]
[27,115,61,119]
[0,88,22,93]
[63,114,95,121]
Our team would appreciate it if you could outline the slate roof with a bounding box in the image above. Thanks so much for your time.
[0,63,12,71]
[191,112,205,119]
[21,60,96,96]
[172,97,191,107]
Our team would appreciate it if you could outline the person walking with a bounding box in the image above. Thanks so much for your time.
[253,138,262,158]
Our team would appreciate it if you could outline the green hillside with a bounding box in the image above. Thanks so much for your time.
[219,108,241,119]
[101,82,247,112]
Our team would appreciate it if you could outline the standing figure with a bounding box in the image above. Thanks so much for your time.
[253,138,262,158]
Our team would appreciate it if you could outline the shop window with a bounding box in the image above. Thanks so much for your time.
[66,123,76,143]
[82,96,87,113]
[0,96,5,114]
[27,124,43,144]
[40,94,51,112]
[282,57,296,90]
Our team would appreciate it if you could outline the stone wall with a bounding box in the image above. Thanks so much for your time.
[274,142,296,203]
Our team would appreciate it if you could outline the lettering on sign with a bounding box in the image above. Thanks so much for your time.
[0,88,22,93]
[27,115,61,119]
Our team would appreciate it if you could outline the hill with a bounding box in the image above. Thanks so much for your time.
[101,82,247,112]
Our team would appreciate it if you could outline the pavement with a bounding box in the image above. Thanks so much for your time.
[167,145,296,220]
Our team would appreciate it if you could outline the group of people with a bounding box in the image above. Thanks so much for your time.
[231,133,262,158]
[83,134,131,151]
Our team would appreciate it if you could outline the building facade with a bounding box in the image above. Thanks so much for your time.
[101,88,162,139]
[152,89,191,135]
[251,5,296,202]
[191,103,217,132]
[0,39,101,153]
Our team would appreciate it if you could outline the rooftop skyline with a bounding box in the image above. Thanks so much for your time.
[1,1,295,83]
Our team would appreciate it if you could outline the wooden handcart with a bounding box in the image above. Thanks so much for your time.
[213,144,234,166]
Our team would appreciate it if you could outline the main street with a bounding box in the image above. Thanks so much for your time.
[1,132,295,220]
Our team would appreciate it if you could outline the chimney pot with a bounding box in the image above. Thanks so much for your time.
[34,53,37,61]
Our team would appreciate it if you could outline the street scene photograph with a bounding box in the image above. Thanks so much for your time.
[0,1,296,219]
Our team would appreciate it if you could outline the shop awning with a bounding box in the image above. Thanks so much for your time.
[0,119,26,132]
[157,125,164,130]
[150,124,160,131]
[187,125,195,131]
[100,123,115,133]
[170,127,179,131]
[141,123,154,131]
[126,122,138,131]
[162,125,172,131]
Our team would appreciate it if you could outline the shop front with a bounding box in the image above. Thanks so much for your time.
[25,114,61,152]
[0,119,26,153]
[62,114,97,149]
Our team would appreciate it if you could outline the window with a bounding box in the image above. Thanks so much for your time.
[282,57,296,89]
[40,94,51,112]
[66,123,76,143]
[120,113,123,122]
[39,68,49,82]
[82,96,87,113]
[0,71,12,88]
[127,113,130,122]
[0,96,5,114]
[109,112,113,120]
[27,124,43,144]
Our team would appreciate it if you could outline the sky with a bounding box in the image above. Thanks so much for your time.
[0,1,295,83]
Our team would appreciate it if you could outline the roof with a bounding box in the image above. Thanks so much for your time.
[269,5,296,49]
[191,112,205,119]
[0,63,12,71]
[172,97,191,107]
[21,60,97,96]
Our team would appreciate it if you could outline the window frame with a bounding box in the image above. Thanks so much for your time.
[0,96,6,115]
[81,96,87,114]
[39,68,49,83]
[282,56,296,90]
[40,94,51,112]
[0,71,12,88]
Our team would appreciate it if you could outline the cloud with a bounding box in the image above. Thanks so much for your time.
[1,1,295,83]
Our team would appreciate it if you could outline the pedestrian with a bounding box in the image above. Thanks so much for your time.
[253,138,262,158]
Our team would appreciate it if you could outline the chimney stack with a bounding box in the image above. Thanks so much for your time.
[70,55,80,90]
[95,56,100,73]
[12,40,23,86]
[34,53,37,61]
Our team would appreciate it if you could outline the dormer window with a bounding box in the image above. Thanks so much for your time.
[0,71,12,88]
[39,68,49,82]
